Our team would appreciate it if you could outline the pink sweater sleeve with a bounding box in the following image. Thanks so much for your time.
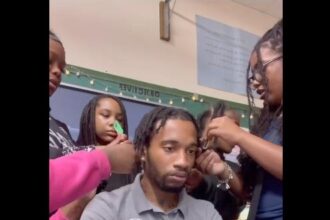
[49,209,67,220]
[49,149,111,213]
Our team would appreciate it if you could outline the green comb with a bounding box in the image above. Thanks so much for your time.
[114,120,124,134]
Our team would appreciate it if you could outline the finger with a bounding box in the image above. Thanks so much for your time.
[198,151,215,173]
[116,134,128,141]
[205,157,216,173]
[121,139,133,145]
[196,149,211,165]
[120,134,128,140]
[206,127,220,140]
[110,136,122,145]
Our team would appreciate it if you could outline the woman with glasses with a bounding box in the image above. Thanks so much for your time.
[195,19,283,220]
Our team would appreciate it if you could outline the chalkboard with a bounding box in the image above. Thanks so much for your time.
[50,85,156,140]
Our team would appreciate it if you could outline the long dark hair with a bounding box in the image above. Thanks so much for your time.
[76,94,128,146]
[238,19,283,197]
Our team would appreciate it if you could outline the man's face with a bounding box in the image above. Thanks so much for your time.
[143,119,198,193]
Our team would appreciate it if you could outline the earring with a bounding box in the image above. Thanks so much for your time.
[140,156,145,174]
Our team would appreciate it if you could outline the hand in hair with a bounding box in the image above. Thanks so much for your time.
[206,116,244,147]
[195,149,226,176]
[99,142,137,174]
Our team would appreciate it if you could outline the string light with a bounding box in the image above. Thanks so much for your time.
[192,93,199,102]
[67,66,250,118]
[68,67,195,108]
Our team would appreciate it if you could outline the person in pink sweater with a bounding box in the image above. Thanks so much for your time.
[50,143,136,220]
[49,29,136,219]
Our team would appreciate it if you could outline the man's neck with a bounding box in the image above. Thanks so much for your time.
[140,175,180,212]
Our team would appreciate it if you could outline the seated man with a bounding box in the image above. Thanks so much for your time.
[81,106,223,220]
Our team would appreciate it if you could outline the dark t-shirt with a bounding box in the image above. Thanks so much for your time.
[49,115,77,159]
[256,119,282,220]
[49,115,94,159]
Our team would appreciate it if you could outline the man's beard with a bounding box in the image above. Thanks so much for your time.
[144,154,188,193]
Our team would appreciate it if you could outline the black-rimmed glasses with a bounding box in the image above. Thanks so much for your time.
[248,55,282,84]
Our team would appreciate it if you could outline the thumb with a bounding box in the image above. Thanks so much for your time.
[109,134,122,145]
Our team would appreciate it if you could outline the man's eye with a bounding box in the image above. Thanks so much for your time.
[164,147,174,152]
[187,148,197,155]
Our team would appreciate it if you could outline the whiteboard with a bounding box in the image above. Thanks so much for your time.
[196,15,259,95]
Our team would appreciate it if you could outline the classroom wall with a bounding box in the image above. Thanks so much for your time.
[50,0,281,107]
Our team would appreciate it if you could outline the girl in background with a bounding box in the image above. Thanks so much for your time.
[77,94,134,192]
